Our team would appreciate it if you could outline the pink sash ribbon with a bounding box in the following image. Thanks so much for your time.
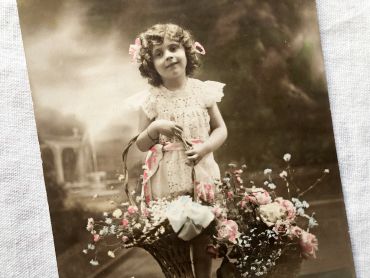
[141,139,203,206]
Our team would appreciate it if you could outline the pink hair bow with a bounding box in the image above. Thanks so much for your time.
[194,41,206,55]
[129,37,142,63]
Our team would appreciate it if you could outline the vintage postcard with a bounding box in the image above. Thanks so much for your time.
[17,0,355,277]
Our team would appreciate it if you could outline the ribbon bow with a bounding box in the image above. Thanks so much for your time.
[129,37,142,63]
[165,196,214,241]
[194,41,206,55]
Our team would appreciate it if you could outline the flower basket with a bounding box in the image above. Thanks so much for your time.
[84,139,324,278]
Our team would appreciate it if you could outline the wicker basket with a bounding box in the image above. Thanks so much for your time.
[141,233,194,278]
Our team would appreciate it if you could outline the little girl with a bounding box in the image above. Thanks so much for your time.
[132,23,227,278]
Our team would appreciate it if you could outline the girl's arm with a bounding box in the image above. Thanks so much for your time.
[136,109,184,152]
[136,109,156,152]
[186,103,227,164]
[204,103,228,152]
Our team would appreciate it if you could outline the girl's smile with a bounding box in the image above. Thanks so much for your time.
[152,37,187,84]
[166,61,179,68]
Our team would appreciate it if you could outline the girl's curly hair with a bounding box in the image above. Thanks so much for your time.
[137,23,201,87]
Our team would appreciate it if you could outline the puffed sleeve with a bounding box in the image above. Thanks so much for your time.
[124,89,157,120]
[141,91,157,120]
[201,80,225,108]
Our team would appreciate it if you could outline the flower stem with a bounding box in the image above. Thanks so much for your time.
[297,173,327,198]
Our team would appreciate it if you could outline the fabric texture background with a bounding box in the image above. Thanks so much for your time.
[0,0,369,277]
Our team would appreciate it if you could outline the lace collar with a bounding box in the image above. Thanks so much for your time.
[155,78,193,97]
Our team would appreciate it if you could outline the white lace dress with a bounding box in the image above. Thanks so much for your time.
[141,78,225,200]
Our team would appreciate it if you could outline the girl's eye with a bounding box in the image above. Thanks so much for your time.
[169,45,179,52]
[154,51,163,58]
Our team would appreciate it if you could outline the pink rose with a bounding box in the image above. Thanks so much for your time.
[273,220,290,235]
[93,234,100,242]
[196,183,215,203]
[217,219,240,244]
[127,205,138,215]
[121,218,129,228]
[289,226,303,239]
[300,230,318,259]
[244,188,272,205]
[122,235,129,242]
[275,197,296,221]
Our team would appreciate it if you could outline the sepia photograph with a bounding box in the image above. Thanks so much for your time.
[17,0,355,277]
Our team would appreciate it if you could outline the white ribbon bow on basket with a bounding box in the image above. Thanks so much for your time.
[165,195,215,241]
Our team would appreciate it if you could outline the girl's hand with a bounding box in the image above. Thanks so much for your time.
[185,144,209,166]
[152,119,183,138]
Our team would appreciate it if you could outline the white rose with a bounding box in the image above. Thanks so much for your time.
[258,202,287,227]
[90,259,99,266]
[99,226,109,236]
[87,244,95,250]
[112,209,123,218]
[283,153,291,162]
[264,169,272,175]
[279,170,288,179]
[107,251,115,258]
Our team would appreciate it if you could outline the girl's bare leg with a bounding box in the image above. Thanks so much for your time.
[191,233,212,278]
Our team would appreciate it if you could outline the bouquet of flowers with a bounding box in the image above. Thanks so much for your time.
[204,154,328,278]
[83,196,173,265]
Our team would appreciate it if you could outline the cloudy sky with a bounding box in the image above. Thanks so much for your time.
[19,0,150,137]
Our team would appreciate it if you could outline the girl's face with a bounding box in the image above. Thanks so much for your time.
[152,37,187,83]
